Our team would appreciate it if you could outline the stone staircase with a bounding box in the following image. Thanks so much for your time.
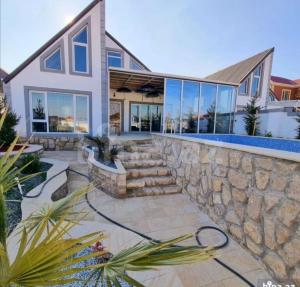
[118,139,181,197]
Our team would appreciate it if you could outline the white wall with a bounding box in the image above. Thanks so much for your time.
[233,110,299,139]
[236,53,273,111]
[7,2,103,137]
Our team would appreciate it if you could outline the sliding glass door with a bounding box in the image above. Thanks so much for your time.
[130,103,162,132]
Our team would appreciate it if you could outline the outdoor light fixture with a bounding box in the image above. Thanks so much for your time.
[145,91,160,98]
[136,84,156,93]
[116,87,132,93]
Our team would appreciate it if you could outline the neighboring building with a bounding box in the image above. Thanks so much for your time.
[0,68,8,109]
[3,0,274,143]
[270,76,300,101]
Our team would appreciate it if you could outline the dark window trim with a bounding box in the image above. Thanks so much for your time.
[68,16,92,77]
[40,39,65,74]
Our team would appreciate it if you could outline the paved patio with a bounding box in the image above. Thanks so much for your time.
[43,150,272,287]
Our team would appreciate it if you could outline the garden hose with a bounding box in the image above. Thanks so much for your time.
[19,167,255,287]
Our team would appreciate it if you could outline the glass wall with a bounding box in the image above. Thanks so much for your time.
[164,79,181,133]
[182,81,199,133]
[164,79,236,134]
[199,84,217,133]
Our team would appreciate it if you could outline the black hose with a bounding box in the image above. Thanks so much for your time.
[23,167,255,287]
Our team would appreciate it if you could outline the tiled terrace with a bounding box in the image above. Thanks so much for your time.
[43,150,272,287]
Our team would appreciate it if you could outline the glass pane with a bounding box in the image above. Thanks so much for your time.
[215,85,234,134]
[32,92,46,120]
[73,27,87,44]
[130,104,140,131]
[76,96,88,133]
[254,65,261,76]
[108,52,122,68]
[165,79,181,133]
[251,77,260,97]
[182,81,199,133]
[48,93,74,133]
[45,49,61,70]
[199,84,217,133]
[110,101,122,134]
[140,104,150,132]
[239,79,248,95]
[130,60,143,70]
[151,105,162,132]
[32,122,47,132]
[74,45,87,72]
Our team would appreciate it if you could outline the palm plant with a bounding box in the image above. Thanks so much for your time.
[85,135,109,161]
[243,96,261,136]
[0,110,215,286]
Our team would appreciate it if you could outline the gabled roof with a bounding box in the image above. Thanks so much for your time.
[4,0,150,83]
[271,76,298,86]
[294,79,300,85]
[204,48,274,85]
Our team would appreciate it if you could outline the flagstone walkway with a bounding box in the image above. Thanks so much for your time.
[43,150,272,287]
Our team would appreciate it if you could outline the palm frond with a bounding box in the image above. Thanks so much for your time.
[87,235,215,287]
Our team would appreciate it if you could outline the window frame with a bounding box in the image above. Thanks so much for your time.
[281,89,291,101]
[130,58,144,70]
[68,16,92,77]
[239,77,249,96]
[107,49,123,69]
[40,39,65,74]
[251,64,263,97]
[29,90,90,135]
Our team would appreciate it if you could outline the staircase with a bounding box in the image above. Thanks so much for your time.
[118,139,181,197]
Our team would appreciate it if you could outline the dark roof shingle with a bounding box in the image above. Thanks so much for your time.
[204,48,274,85]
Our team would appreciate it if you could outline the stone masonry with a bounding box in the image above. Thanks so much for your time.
[153,134,300,285]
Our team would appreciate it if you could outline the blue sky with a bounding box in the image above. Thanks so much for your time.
[1,0,300,79]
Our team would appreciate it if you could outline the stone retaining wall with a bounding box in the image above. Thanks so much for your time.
[153,134,300,285]
[82,147,127,198]
[25,136,83,151]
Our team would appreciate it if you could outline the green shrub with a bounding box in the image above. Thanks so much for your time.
[20,153,42,174]
[243,96,260,136]
[0,110,20,145]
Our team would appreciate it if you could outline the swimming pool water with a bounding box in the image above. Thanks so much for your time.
[183,134,300,153]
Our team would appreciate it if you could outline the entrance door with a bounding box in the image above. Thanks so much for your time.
[140,104,151,132]
[130,104,140,132]
[110,101,122,134]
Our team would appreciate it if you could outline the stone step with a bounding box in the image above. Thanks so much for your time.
[123,139,153,147]
[126,176,176,189]
[124,144,160,153]
[122,159,165,169]
[127,184,182,197]
[118,151,161,161]
[127,167,171,178]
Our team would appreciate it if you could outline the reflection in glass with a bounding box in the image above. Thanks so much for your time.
[45,49,61,71]
[32,92,46,120]
[199,84,217,133]
[182,81,199,133]
[215,85,234,133]
[141,104,150,132]
[165,79,181,133]
[75,96,88,133]
[32,122,47,133]
[74,45,87,72]
[48,93,74,132]
[130,104,140,132]
[151,105,162,132]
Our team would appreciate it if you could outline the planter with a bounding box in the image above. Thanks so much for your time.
[0,144,43,157]
[82,146,127,198]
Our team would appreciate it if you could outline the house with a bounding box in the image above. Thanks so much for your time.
[3,0,274,149]
[0,68,8,109]
[270,76,300,101]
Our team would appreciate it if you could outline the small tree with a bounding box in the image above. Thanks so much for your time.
[0,108,19,146]
[295,114,300,139]
[243,96,260,136]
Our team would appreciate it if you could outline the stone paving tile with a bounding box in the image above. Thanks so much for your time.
[43,151,271,287]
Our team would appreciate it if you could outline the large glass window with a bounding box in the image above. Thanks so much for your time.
[199,84,217,133]
[181,81,199,133]
[72,26,89,73]
[215,86,235,133]
[164,79,182,133]
[107,51,122,68]
[130,59,143,70]
[251,65,263,97]
[239,78,249,96]
[30,91,89,134]
[44,48,62,71]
